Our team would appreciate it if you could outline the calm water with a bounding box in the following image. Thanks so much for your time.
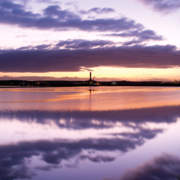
[1,86,180,180]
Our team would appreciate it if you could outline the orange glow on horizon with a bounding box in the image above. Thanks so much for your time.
[0,66,180,81]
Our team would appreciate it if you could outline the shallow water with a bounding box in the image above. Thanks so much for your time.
[0,86,180,180]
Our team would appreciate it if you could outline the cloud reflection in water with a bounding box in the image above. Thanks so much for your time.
[121,154,180,180]
[0,104,180,179]
[1,87,180,179]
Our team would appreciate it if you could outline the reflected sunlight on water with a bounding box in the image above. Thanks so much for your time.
[1,87,180,111]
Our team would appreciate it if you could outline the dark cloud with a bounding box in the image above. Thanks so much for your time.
[44,5,80,20]
[88,7,115,14]
[108,30,162,40]
[121,154,180,180]
[80,7,115,14]
[56,39,114,49]
[139,0,180,13]
[18,44,50,51]
[0,0,142,32]
[123,40,143,46]
[0,45,179,72]
[17,39,114,51]
[107,30,163,45]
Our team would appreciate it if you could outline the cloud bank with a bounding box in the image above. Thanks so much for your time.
[0,45,179,72]
[0,0,169,74]
[0,0,142,32]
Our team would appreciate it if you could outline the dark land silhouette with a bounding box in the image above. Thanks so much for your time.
[0,79,180,87]
[0,72,180,87]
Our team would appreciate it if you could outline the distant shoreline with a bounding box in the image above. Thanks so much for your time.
[0,80,180,87]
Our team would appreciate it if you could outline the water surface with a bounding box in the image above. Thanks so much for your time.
[1,87,180,180]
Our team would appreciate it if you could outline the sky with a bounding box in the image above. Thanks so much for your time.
[0,0,180,81]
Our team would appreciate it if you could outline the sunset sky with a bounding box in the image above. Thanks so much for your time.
[0,0,180,81]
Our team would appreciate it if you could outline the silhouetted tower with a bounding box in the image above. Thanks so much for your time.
[89,72,92,81]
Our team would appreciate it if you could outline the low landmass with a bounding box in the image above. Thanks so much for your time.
[0,80,180,87]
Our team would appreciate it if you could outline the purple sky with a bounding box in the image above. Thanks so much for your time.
[0,0,180,80]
